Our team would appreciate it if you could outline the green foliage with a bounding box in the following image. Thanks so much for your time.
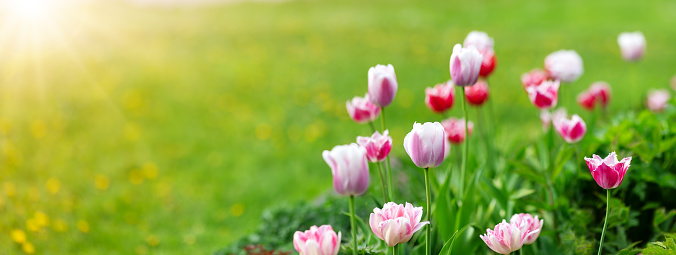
[643,234,676,255]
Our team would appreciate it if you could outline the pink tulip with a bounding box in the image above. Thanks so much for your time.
[589,82,611,108]
[618,32,646,61]
[368,64,398,107]
[584,152,632,189]
[403,122,446,168]
[322,143,369,196]
[465,80,489,106]
[552,109,586,143]
[544,50,584,83]
[357,130,392,163]
[293,225,341,255]
[510,214,543,245]
[463,31,494,53]
[346,94,381,124]
[441,117,473,145]
[646,89,671,112]
[526,80,560,110]
[480,220,538,254]
[369,202,429,246]
[425,81,455,113]
[449,44,483,86]
[577,91,597,111]
[521,69,549,91]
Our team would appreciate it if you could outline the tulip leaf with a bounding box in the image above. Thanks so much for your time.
[552,145,575,182]
[615,241,642,255]
[438,223,473,255]
[509,188,535,200]
[654,208,676,231]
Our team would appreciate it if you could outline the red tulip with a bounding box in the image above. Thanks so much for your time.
[465,80,489,106]
[425,81,455,113]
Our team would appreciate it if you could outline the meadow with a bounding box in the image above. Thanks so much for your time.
[0,0,675,254]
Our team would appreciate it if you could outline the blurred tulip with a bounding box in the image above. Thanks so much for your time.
[479,50,497,77]
[449,44,483,86]
[369,202,429,246]
[618,31,646,61]
[368,64,398,107]
[463,31,494,53]
[480,220,538,254]
[552,109,586,143]
[357,130,392,163]
[577,91,596,111]
[526,80,560,110]
[441,118,473,144]
[465,80,489,106]
[510,214,543,245]
[544,50,584,83]
[322,144,369,196]
[425,81,455,113]
[646,89,671,112]
[403,122,446,168]
[589,82,611,108]
[585,152,632,189]
[521,69,549,91]
[346,94,381,124]
[293,225,341,255]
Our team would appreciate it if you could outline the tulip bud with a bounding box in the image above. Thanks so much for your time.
[526,80,559,110]
[425,81,455,113]
[618,31,646,61]
[480,220,538,254]
[465,80,489,106]
[646,89,671,112]
[357,130,392,163]
[346,94,381,124]
[552,109,586,143]
[369,202,429,246]
[584,152,632,189]
[449,44,483,86]
[544,50,584,83]
[403,122,446,168]
[521,69,549,91]
[479,50,497,77]
[589,82,611,108]
[293,225,341,255]
[510,214,543,245]
[441,118,473,145]
[368,64,398,107]
[322,144,369,196]
[577,91,596,111]
[463,31,494,53]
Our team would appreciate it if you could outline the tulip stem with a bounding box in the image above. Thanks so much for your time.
[349,195,358,255]
[381,107,394,201]
[459,89,468,200]
[368,121,376,134]
[598,189,610,255]
[424,168,432,255]
[376,162,388,203]
[393,244,399,255]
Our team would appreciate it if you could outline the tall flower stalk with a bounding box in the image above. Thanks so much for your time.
[598,190,610,255]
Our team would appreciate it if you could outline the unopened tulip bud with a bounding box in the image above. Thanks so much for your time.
[368,64,398,107]
[425,81,455,113]
[618,32,646,61]
[403,122,446,168]
[346,94,381,124]
[544,50,584,83]
[465,80,489,106]
[322,144,369,196]
[449,44,483,86]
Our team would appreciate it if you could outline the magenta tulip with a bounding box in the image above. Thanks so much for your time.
[526,80,560,110]
[368,64,398,107]
[577,91,597,111]
[646,89,671,112]
[585,152,632,189]
[403,122,446,168]
[480,220,539,254]
[544,50,584,83]
[510,214,543,245]
[589,82,611,108]
[322,143,369,196]
[465,80,489,106]
[521,69,549,91]
[552,109,586,143]
[357,130,392,163]
[425,81,455,113]
[449,44,483,86]
[618,32,646,61]
[346,94,381,124]
[293,225,341,255]
[441,117,473,145]
[369,202,429,246]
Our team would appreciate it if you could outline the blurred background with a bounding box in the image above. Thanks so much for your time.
[0,0,674,253]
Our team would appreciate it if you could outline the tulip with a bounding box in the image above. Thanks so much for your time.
[346,94,381,124]
[618,31,646,61]
[479,50,497,77]
[463,31,494,53]
[521,69,549,91]
[510,214,543,245]
[293,225,341,255]
[322,143,369,196]
[544,50,584,83]
[357,130,392,163]
[480,220,538,254]
[585,152,632,255]
[646,89,671,112]
[577,91,597,111]
[589,82,611,108]
[369,202,429,247]
[526,80,560,110]
[403,122,446,169]
[552,109,586,143]
[441,117,474,145]
[449,44,483,86]
[465,80,489,106]
[425,81,455,113]
[368,64,398,107]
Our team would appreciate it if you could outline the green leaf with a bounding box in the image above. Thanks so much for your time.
[438,224,472,255]
[509,188,535,200]
[654,208,676,231]
[552,145,575,182]
[616,241,642,255]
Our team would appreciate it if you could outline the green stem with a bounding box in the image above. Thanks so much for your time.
[459,89,469,200]
[368,121,376,134]
[545,124,560,242]
[393,244,399,255]
[381,107,386,131]
[519,247,523,255]
[376,162,388,203]
[424,168,432,255]
[349,195,358,255]
[598,189,610,255]
[381,107,394,201]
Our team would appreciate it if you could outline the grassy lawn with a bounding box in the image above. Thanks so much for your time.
[0,0,675,253]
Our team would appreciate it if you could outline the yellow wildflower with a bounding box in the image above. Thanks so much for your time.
[11,229,26,243]
[22,241,35,254]
[46,178,60,194]
[77,220,90,233]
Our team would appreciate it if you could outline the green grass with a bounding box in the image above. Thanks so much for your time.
[0,0,675,253]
